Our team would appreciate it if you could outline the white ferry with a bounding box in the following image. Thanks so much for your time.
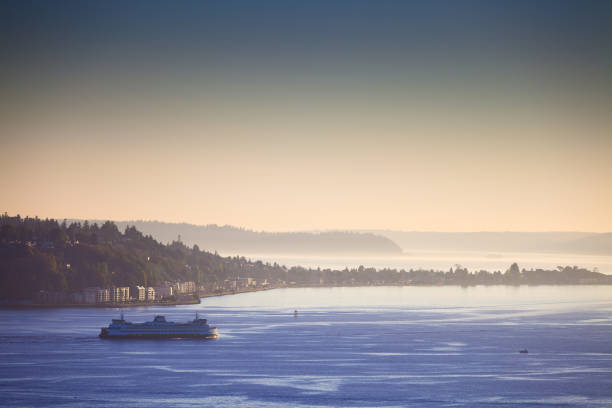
[99,313,218,339]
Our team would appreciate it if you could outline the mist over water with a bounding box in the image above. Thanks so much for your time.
[235,250,612,274]
[2,286,612,407]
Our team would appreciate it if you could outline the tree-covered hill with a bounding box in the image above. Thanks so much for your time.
[0,214,286,301]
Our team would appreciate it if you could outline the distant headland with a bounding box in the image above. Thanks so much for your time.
[75,219,403,256]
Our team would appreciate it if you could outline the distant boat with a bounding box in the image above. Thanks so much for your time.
[294,310,298,317]
[519,349,528,354]
[99,313,218,339]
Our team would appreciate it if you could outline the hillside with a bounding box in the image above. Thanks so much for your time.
[82,221,403,255]
[0,215,287,301]
[557,233,612,255]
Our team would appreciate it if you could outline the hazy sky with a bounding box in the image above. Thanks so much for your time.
[2,1,611,232]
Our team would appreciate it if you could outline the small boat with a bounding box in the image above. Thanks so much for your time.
[293,310,298,317]
[519,349,528,354]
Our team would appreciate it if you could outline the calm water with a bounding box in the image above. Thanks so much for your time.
[2,286,612,407]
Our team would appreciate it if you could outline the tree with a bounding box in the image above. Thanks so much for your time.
[505,263,521,283]
[49,227,68,248]
[100,221,121,243]
[0,224,17,242]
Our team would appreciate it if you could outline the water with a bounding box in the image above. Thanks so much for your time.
[236,251,612,274]
[2,286,612,407]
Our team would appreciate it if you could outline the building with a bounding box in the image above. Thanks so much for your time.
[70,291,84,304]
[224,279,237,290]
[96,288,110,303]
[131,286,145,301]
[110,287,130,303]
[176,281,195,294]
[82,287,99,304]
[153,285,173,299]
[145,287,155,301]
[236,277,254,288]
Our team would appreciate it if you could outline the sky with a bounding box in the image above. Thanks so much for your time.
[1,1,611,232]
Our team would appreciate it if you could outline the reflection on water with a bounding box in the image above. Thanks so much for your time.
[1,286,612,407]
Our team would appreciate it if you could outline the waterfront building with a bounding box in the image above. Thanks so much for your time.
[176,281,195,294]
[224,279,237,290]
[237,277,253,288]
[110,287,130,303]
[82,288,98,304]
[146,287,156,301]
[96,288,110,303]
[131,286,145,301]
[153,285,173,299]
[70,291,84,304]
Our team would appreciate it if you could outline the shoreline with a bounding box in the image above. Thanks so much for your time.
[0,286,278,309]
[2,282,612,309]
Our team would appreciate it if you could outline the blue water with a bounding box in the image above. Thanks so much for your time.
[1,286,612,407]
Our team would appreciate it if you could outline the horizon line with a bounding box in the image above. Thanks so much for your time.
[3,213,609,235]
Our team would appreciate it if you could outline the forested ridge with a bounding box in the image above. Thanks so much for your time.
[1,214,611,302]
[0,214,292,301]
[83,220,403,255]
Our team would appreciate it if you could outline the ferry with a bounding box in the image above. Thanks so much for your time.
[99,313,218,339]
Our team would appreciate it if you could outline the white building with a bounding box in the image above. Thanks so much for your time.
[176,281,196,294]
[146,287,156,301]
[131,286,145,301]
[110,287,130,303]
[96,288,110,303]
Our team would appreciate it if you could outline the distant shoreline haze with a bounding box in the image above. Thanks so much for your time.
[365,230,612,256]
[76,220,612,256]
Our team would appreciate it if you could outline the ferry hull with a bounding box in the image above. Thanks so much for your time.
[99,332,218,339]
[99,314,218,339]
